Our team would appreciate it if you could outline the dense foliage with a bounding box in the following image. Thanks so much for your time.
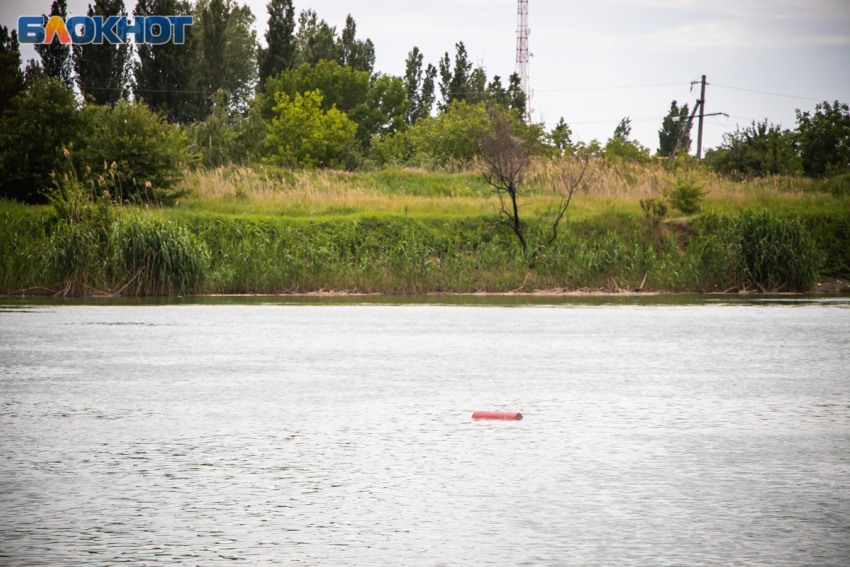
[796,101,850,178]
[73,0,131,107]
[264,90,357,168]
[77,101,190,202]
[704,120,801,177]
[1,0,848,213]
[0,74,82,203]
[658,100,691,157]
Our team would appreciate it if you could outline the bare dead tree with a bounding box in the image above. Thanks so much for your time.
[480,108,529,253]
[546,153,592,246]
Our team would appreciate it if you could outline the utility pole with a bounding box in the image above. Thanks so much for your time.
[672,99,701,160]
[697,75,706,159]
[683,75,726,159]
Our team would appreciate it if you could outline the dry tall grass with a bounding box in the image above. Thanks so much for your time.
[176,158,828,219]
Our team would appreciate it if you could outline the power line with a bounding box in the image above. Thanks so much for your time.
[537,82,689,93]
[711,84,830,103]
[80,85,218,94]
[568,117,666,125]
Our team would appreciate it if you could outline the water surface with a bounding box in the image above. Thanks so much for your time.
[1,296,848,565]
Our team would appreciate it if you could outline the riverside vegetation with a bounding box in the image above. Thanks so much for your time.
[1,2,848,296]
[1,156,847,297]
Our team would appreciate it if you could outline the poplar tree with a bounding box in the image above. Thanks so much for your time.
[549,118,572,152]
[258,0,296,88]
[485,75,509,108]
[134,0,201,123]
[337,15,374,74]
[403,47,436,124]
[613,117,632,140]
[35,0,73,89]
[658,100,691,157]
[193,0,258,116]
[294,9,338,67]
[0,25,25,115]
[73,0,131,106]
[438,42,472,111]
[507,73,526,116]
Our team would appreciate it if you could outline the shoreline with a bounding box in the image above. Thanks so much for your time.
[3,278,847,300]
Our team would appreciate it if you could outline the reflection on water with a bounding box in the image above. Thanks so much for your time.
[1,298,848,565]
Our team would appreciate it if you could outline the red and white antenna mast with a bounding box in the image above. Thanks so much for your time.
[516,0,531,114]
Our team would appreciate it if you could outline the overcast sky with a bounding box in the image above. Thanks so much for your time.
[5,0,850,153]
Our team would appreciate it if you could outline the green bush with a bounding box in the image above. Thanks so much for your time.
[264,89,358,169]
[77,101,190,203]
[667,175,706,215]
[704,120,801,177]
[260,60,408,148]
[640,196,668,230]
[188,91,267,167]
[0,75,83,203]
[370,101,547,167]
[796,101,850,178]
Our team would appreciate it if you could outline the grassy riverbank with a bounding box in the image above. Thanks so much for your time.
[2,160,848,296]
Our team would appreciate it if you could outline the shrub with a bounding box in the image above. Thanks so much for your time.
[78,101,190,203]
[640,196,668,230]
[667,175,706,215]
[704,120,801,177]
[796,101,850,178]
[264,89,358,169]
[0,75,83,203]
[188,91,267,168]
[370,101,546,167]
[261,60,407,147]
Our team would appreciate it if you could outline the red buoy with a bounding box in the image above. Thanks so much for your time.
[472,411,523,421]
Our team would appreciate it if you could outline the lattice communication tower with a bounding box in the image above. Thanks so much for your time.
[515,0,531,113]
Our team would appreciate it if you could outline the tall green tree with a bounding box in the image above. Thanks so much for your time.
[404,47,436,124]
[134,0,201,123]
[795,100,850,177]
[194,0,258,116]
[0,25,25,116]
[467,67,487,104]
[35,0,73,89]
[293,9,338,68]
[507,73,526,116]
[258,0,296,88]
[438,42,473,110]
[549,117,572,153]
[658,100,691,157]
[261,60,406,145]
[73,0,131,106]
[486,75,510,108]
[337,15,374,74]
[613,117,632,140]
[604,116,649,161]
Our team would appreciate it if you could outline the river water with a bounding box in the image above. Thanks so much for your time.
[1,296,849,566]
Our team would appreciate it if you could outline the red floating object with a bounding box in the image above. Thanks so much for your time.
[472,411,523,421]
